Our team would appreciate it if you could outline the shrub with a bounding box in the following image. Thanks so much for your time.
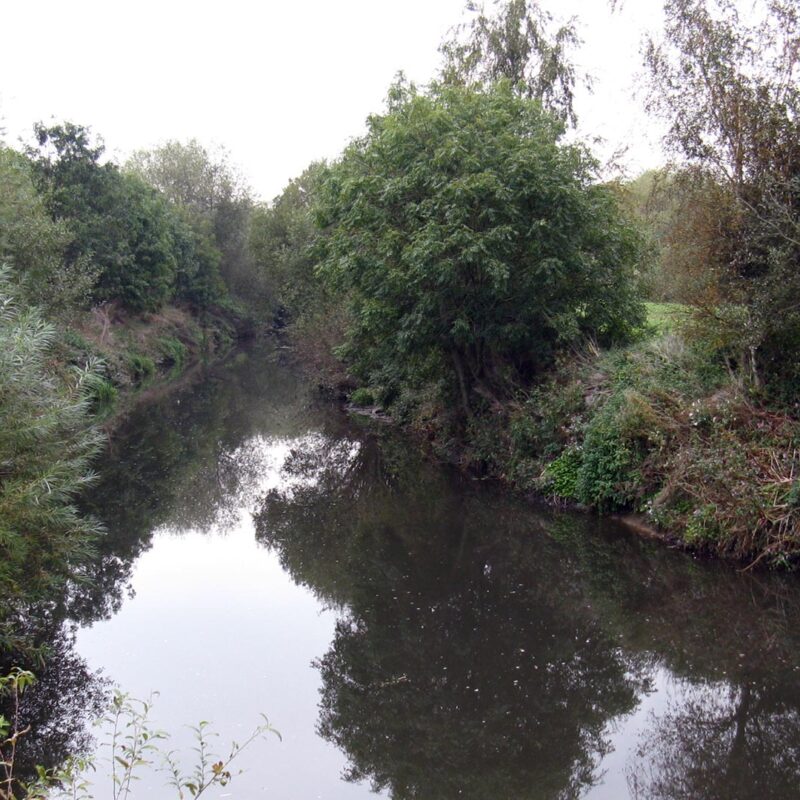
[127,354,155,383]
[157,337,187,370]
[349,388,375,407]
[0,270,103,609]
[542,447,582,501]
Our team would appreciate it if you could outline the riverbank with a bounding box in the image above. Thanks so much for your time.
[336,306,800,570]
[53,301,254,420]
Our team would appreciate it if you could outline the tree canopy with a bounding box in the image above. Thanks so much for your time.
[316,82,643,414]
[439,0,582,126]
[128,140,255,304]
[645,0,800,397]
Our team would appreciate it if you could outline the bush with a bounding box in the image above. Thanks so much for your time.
[0,270,103,609]
[349,388,375,406]
[542,447,582,500]
[127,354,155,383]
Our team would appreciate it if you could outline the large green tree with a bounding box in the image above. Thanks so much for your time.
[316,82,643,415]
[28,124,180,312]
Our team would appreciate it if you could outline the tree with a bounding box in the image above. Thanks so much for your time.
[439,0,582,126]
[128,140,255,304]
[644,0,800,396]
[28,124,179,312]
[0,147,95,319]
[249,162,326,317]
[316,82,643,415]
[94,172,179,312]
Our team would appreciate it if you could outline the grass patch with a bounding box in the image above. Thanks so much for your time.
[127,353,156,383]
[157,336,188,370]
[644,302,689,335]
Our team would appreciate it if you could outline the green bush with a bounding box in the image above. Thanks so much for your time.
[574,396,643,511]
[683,503,722,545]
[349,388,375,406]
[127,354,155,383]
[542,447,582,500]
[0,270,103,609]
[157,336,188,369]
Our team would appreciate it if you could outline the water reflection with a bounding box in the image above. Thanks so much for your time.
[0,625,107,783]
[629,680,800,799]
[256,426,800,799]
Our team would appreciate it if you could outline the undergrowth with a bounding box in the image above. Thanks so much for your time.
[436,329,800,567]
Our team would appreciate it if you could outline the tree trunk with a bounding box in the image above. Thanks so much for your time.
[450,348,472,419]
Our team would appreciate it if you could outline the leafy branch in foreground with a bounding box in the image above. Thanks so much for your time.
[0,267,104,623]
[0,669,36,800]
[0,674,279,800]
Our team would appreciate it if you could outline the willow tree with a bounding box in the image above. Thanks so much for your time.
[645,0,800,396]
[0,270,102,622]
[439,0,582,126]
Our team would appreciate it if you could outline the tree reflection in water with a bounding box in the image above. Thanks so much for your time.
[628,681,800,799]
[5,343,800,799]
[257,434,643,798]
[256,428,800,800]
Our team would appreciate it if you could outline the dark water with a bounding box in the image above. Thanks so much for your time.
[25,344,800,798]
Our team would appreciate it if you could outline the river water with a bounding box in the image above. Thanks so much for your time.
[30,344,800,798]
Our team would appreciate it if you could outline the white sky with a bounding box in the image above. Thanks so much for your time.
[0,0,667,201]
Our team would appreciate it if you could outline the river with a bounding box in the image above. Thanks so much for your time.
[24,343,800,799]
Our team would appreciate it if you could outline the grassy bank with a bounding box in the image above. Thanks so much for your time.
[347,304,799,569]
[51,302,250,418]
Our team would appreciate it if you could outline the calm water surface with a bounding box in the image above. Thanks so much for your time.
[33,344,800,798]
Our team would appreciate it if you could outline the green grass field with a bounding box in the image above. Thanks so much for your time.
[644,301,689,335]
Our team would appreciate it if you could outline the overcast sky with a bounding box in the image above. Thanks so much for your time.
[1,0,668,201]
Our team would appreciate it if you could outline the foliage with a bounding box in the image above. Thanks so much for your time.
[93,173,178,312]
[643,302,688,336]
[0,668,37,800]
[125,355,155,384]
[0,675,279,800]
[248,162,326,319]
[541,445,581,500]
[156,338,187,370]
[521,328,800,563]
[317,81,644,417]
[439,0,583,126]
[348,388,375,407]
[127,140,253,307]
[26,124,226,313]
[168,210,223,309]
[644,0,800,398]
[27,125,173,312]
[0,148,94,320]
[88,377,117,409]
[574,392,648,511]
[0,270,103,609]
